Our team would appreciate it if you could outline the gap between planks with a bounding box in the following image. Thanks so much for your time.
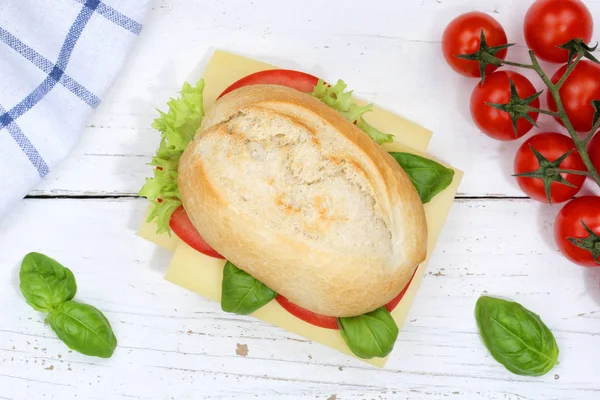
[23,194,530,201]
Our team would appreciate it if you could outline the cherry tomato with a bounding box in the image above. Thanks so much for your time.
[554,196,600,267]
[218,69,320,99]
[548,61,600,132]
[470,71,540,141]
[169,206,224,259]
[524,0,593,64]
[589,133,600,173]
[442,12,508,78]
[514,133,587,203]
[275,267,419,329]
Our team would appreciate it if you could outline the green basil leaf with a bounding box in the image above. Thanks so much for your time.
[19,252,77,312]
[389,152,455,203]
[337,307,399,359]
[48,300,117,358]
[475,296,559,376]
[221,261,277,315]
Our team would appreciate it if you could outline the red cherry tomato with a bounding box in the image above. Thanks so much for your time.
[524,0,593,64]
[275,266,419,329]
[589,133,600,173]
[218,69,320,99]
[514,133,587,204]
[169,206,224,259]
[470,71,540,141]
[554,196,600,267]
[548,61,600,132]
[442,12,508,78]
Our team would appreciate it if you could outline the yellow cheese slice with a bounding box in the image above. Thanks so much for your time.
[164,144,462,368]
[137,49,433,248]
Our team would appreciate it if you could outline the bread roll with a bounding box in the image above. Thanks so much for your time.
[178,84,427,317]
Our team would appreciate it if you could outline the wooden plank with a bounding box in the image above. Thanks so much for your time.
[0,198,598,399]
[26,0,600,198]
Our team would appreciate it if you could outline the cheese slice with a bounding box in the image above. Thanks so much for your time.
[165,144,462,367]
[138,49,434,248]
[137,50,463,367]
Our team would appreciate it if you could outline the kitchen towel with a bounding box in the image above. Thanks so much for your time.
[0,0,149,217]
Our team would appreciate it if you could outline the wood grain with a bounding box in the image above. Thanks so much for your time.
[1,198,598,399]
[4,0,600,399]
[27,0,600,198]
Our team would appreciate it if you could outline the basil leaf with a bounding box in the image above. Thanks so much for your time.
[337,307,399,359]
[475,296,559,376]
[221,261,277,315]
[48,300,117,358]
[19,252,77,312]
[389,152,455,203]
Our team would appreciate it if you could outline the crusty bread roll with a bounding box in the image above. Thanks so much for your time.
[178,84,427,317]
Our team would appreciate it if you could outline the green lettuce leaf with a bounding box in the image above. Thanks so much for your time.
[310,79,394,144]
[139,79,206,234]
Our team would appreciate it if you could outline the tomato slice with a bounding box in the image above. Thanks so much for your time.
[169,206,224,259]
[384,266,419,312]
[276,266,420,329]
[218,69,320,99]
[275,295,339,329]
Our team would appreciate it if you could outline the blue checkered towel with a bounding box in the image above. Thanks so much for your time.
[0,0,148,216]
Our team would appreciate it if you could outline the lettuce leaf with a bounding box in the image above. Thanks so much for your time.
[310,79,394,144]
[139,79,206,234]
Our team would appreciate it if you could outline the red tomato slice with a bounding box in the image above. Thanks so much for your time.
[169,206,224,259]
[218,69,320,99]
[276,266,420,329]
[384,266,419,312]
[275,295,339,330]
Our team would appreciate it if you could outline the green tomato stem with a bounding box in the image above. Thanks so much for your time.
[555,54,584,89]
[527,107,560,118]
[584,121,600,145]
[496,59,536,70]
[556,169,590,176]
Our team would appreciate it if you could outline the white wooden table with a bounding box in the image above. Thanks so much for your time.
[1,1,599,399]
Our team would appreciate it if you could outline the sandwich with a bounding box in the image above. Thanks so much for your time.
[139,57,455,361]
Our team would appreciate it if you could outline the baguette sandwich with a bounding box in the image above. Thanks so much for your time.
[140,68,454,360]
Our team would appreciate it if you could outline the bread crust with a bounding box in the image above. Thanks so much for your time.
[178,84,427,317]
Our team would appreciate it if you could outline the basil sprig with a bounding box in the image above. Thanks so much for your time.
[19,252,77,312]
[19,252,117,358]
[337,307,399,359]
[221,261,277,315]
[390,152,455,204]
[475,296,559,376]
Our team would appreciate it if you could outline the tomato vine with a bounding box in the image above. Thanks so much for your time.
[485,50,600,187]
